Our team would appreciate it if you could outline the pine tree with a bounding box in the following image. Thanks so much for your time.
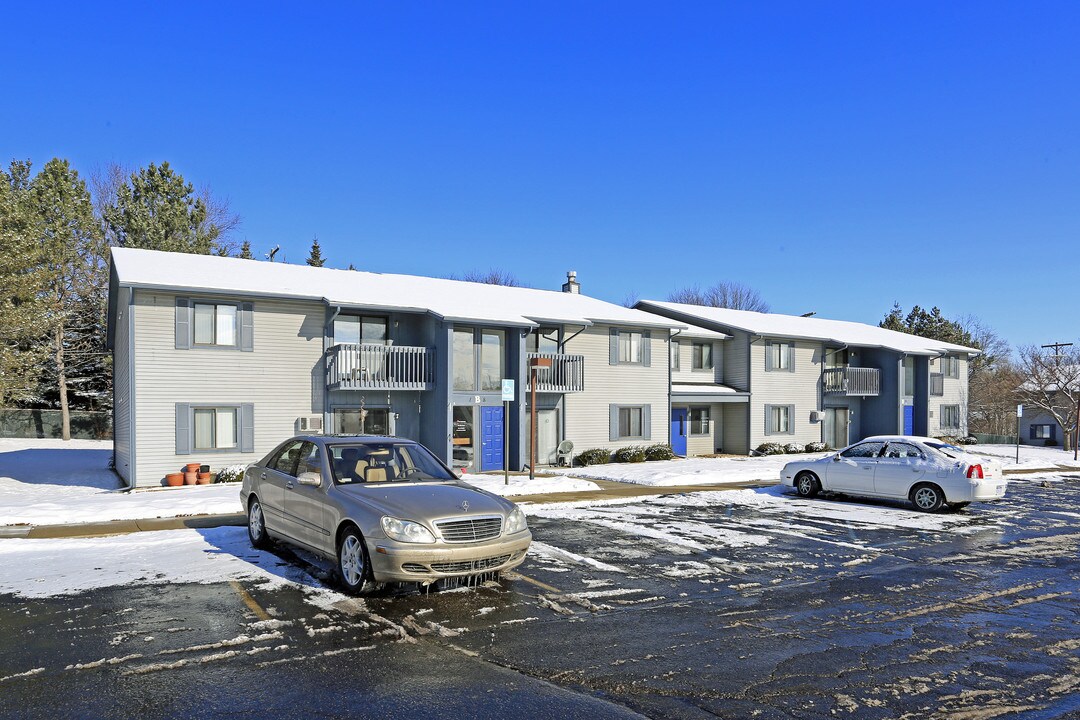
[306,237,326,267]
[879,304,975,348]
[238,240,253,259]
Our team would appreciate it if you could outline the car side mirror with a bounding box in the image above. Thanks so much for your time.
[832,455,841,462]
[297,471,322,487]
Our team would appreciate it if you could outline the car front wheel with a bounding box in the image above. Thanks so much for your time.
[337,527,376,595]
[911,483,945,513]
[248,498,270,549]
[795,472,821,498]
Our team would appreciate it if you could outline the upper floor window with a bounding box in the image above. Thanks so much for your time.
[825,348,849,368]
[671,340,680,370]
[766,341,794,371]
[941,356,960,378]
[453,327,504,392]
[619,331,643,363]
[692,342,713,370]
[527,327,560,354]
[194,303,237,346]
[334,316,388,345]
[904,356,915,396]
[609,328,651,367]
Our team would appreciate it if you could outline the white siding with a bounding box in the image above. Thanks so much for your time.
[723,331,750,391]
[722,404,749,454]
[132,291,326,487]
[672,338,724,385]
[563,325,669,452]
[749,339,823,449]
[680,403,724,456]
[113,287,133,486]
[928,355,969,436]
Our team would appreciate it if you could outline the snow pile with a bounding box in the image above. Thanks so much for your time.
[460,473,600,497]
[0,438,243,527]
[964,444,1080,472]
[546,454,825,487]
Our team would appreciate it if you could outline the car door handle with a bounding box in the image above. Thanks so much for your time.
[285,481,294,490]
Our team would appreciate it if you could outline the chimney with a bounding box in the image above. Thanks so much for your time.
[562,270,580,294]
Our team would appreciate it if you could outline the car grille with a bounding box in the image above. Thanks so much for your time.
[434,516,503,543]
[431,554,512,573]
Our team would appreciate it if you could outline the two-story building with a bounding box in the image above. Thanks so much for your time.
[636,301,979,455]
[107,249,680,488]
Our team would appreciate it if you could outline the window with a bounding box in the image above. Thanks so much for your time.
[480,330,504,391]
[619,407,643,438]
[690,407,711,435]
[930,373,945,396]
[883,442,922,459]
[329,441,455,484]
[194,407,237,450]
[841,441,885,459]
[334,408,390,435]
[671,340,680,371]
[297,442,322,476]
[941,404,961,429]
[194,303,237,346]
[527,327,560,354]
[904,357,915,396]
[942,356,960,378]
[768,405,792,434]
[619,331,643,363]
[825,348,848,369]
[333,316,388,345]
[692,342,713,370]
[1032,424,1053,440]
[767,341,793,371]
[271,439,305,476]
[453,328,476,391]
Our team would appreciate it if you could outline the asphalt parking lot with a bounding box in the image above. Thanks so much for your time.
[1,473,1078,719]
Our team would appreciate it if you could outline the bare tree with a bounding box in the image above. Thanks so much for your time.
[622,290,640,308]
[668,281,770,312]
[198,183,242,256]
[451,269,522,287]
[1017,344,1080,451]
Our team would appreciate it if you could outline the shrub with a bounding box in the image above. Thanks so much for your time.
[1044,438,1059,447]
[783,442,802,454]
[805,441,828,453]
[644,443,675,461]
[614,445,647,463]
[574,448,612,466]
[215,465,246,483]
[755,442,786,456]
[959,436,978,445]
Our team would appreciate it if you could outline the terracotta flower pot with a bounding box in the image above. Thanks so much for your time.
[183,471,198,485]
[196,472,212,485]
[185,463,202,473]
[165,473,184,487]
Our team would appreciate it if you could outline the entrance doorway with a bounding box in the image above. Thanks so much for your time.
[527,409,560,466]
[824,407,850,449]
[452,406,475,472]
[670,408,688,456]
[480,406,504,471]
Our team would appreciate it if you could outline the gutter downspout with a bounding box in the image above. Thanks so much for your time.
[669,328,683,454]
[324,305,342,433]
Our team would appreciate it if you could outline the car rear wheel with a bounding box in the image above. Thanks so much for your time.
[911,483,945,513]
[248,498,270,549]
[337,527,376,595]
[795,472,821,498]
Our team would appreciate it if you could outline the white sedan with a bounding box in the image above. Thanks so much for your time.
[781,436,1007,512]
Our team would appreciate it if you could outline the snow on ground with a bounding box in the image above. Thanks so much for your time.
[965,444,1080,471]
[460,473,600,496]
[0,526,320,599]
[545,454,827,486]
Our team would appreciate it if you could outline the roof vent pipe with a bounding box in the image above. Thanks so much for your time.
[562,270,580,294]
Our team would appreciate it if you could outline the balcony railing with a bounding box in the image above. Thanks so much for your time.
[527,352,585,393]
[327,343,435,391]
[823,367,881,397]
[930,373,945,396]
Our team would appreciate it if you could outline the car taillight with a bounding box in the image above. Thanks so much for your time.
[966,464,984,480]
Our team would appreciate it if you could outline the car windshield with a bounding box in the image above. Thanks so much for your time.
[329,442,455,484]
[924,441,964,459]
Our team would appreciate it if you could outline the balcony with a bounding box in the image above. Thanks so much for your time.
[930,373,944,396]
[823,367,880,397]
[527,352,585,393]
[327,344,435,391]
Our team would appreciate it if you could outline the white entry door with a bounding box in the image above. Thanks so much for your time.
[824,408,850,449]
[530,409,559,466]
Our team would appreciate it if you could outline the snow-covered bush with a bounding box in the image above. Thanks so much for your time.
[783,442,802,454]
[805,442,828,453]
[215,465,246,483]
[614,445,647,463]
[755,442,786,456]
[959,436,978,445]
[644,443,675,461]
[574,448,612,466]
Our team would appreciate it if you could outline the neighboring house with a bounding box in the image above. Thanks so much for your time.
[635,301,980,455]
[1019,390,1078,447]
[107,249,680,488]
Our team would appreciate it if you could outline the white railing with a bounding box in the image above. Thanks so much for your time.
[823,367,880,396]
[327,344,435,391]
[527,352,585,393]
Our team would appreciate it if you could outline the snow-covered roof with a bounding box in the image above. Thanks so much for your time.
[636,301,980,356]
[110,248,683,329]
[670,323,730,341]
[672,383,743,395]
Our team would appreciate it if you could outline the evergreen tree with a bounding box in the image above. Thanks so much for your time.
[879,304,976,348]
[306,237,326,267]
[238,240,253,259]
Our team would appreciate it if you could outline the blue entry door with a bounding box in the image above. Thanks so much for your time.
[903,405,914,435]
[481,406,505,471]
[671,408,688,456]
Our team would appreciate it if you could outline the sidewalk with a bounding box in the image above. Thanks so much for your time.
[0,477,780,540]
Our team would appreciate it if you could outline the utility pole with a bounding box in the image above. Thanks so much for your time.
[1041,342,1077,460]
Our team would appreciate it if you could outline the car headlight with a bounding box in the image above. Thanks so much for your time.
[380,516,436,544]
[505,507,528,534]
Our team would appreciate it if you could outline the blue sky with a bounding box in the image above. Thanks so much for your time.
[3,2,1078,350]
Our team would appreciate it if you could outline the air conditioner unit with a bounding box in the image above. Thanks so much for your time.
[299,416,323,432]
